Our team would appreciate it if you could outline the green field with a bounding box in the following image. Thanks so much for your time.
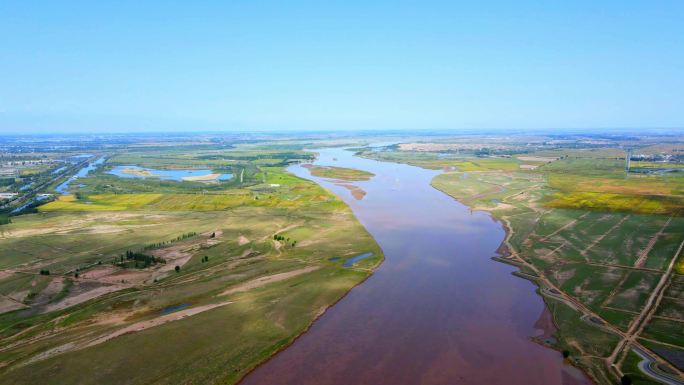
[304,165,375,181]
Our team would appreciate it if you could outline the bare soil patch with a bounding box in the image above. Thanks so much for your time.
[0,295,28,314]
[336,183,367,200]
[84,301,234,349]
[219,266,320,296]
[43,282,125,313]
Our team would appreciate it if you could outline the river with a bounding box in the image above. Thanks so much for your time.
[241,147,592,385]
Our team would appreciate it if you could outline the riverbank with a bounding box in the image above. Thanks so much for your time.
[235,261,381,384]
[0,160,385,385]
[429,177,602,384]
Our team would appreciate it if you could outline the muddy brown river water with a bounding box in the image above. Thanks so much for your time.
[241,147,593,385]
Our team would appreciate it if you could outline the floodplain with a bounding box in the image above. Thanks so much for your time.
[0,139,382,384]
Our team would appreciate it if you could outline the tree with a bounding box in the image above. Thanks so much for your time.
[210,232,215,238]
[620,375,632,385]
[74,272,79,278]
[175,265,180,273]
[562,350,570,358]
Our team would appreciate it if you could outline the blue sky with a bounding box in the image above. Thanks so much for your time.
[1,1,683,133]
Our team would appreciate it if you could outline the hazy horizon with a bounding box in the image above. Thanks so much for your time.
[2,127,684,137]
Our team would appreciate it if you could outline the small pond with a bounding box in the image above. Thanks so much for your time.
[342,252,374,267]
[159,303,191,315]
[108,165,233,182]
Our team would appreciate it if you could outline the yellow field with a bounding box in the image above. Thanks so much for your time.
[445,158,520,172]
[545,191,684,215]
[40,188,336,211]
[41,193,250,211]
[548,174,684,196]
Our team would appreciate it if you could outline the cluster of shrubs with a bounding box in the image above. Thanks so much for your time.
[39,269,50,275]
[122,250,165,268]
[273,234,297,247]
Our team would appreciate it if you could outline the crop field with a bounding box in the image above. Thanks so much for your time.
[365,139,684,385]
[542,159,684,216]
[0,145,383,385]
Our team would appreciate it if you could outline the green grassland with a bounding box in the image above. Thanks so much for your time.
[0,152,383,384]
[362,142,684,385]
[304,165,375,181]
[358,149,522,171]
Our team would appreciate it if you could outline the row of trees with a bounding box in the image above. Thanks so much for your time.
[142,232,197,251]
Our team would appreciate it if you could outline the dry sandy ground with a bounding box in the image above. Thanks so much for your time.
[220,266,320,296]
[469,202,515,212]
[336,183,366,200]
[150,230,223,277]
[33,277,64,304]
[21,301,235,366]
[121,168,157,177]
[0,295,28,313]
[84,301,234,348]
[69,232,218,296]
[43,283,126,313]
[1,213,170,238]
[80,266,150,285]
[182,173,221,182]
